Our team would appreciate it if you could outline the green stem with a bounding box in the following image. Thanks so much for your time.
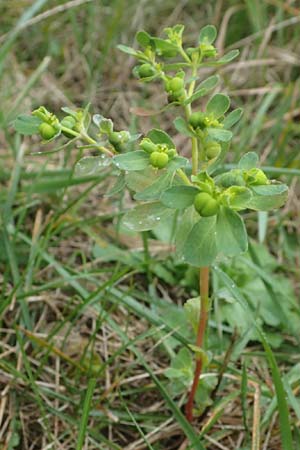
[80,132,115,157]
[177,169,192,185]
[185,266,210,422]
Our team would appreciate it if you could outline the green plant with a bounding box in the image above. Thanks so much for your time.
[14,24,288,423]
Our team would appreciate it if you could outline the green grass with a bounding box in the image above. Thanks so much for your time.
[0,1,300,449]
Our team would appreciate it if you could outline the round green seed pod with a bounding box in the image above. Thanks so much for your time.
[189,111,206,129]
[194,192,219,217]
[169,77,184,92]
[61,116,76,137]
[137,63,155,78]
[150,151,169,169]
[39,123,57,140]
[109,131,123,145]
[205,141,221,159]
[217,171,245,188]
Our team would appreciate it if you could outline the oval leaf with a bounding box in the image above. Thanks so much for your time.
[207,128,232,142]
[223,108,243,129]
[161,186,199,209]
[217,49,239,64]
[206,94,230,119]
[14,114,42,135]
[199,25,217,45]
[123,202,171,231]
[147,129,175,148]
[247,184,288,211]
[113,151,149,171]
[75,155,111,176]
[182,216,218,267]
[216,207,248,256]
[238,152,259,170]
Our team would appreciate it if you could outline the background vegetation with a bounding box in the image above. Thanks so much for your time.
[0,0,300,449]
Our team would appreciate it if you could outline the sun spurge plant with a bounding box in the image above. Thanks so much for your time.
[15,24,288,422]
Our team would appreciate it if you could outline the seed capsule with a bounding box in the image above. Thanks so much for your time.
[194,192,219,217]
[150,151,169,169]
[39,123,57,140]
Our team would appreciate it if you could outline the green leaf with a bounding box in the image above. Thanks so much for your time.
[167,156,189,170]
[223,108,243,129]
[152,37,178,57]
[206,94,230,119]
[147,128,175,148]
[14,114,42,135]
[134,171,173,201]
[113,151,149,171]
[175,207,199,257]
[199,25,217,44]
[222,186,252,210]
[182,217,218,267]
[173,117,194,137]
[117,44,138,56]
[215,268,295,450]
[207,128,232,142]
[75,155,111,176]
[184,297,200,333]
[238,152,259,170]
[161,186,199,209]
[217,49,239,64]
[123,202,171,231]
[136,30,151,47]
[125,168,159,193]
[184,75,220,105]
[216,207,248,256]
[247,184,288,211]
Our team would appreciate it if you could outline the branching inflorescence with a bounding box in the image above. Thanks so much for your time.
[15,24,288,422]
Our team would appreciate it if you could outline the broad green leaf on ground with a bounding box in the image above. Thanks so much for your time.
[161,185,199,209]
[216,207,248,256]
[182,216,217,266]
[238,152,259,170]
[113,151,149,171]
[14,114,42,135]
[247,184,288,211]
[206,94,230,119]
[122,202,171,231]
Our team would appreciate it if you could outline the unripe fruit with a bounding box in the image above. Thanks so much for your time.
[39,123,57,140]
[194,192,219,217]
[61,116,76,138]
[109,131,123,145]
[167,148,176,158]
[138,63,155,78]
[150,151,169,169]
[61,115,76,129]
[169,77,184,92]
[189,112,206,129]
[246,168,269,186]
[205,141,221,159]
[217,171,245,188]
[140,138,157,154]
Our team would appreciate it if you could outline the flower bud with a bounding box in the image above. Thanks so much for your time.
[169,77,184,92]
[194,192,219,217]
[150,151,169,169]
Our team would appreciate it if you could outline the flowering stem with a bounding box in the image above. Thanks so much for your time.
[185,266,210,422]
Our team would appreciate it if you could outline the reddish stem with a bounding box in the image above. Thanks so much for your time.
[185,266,210,422]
